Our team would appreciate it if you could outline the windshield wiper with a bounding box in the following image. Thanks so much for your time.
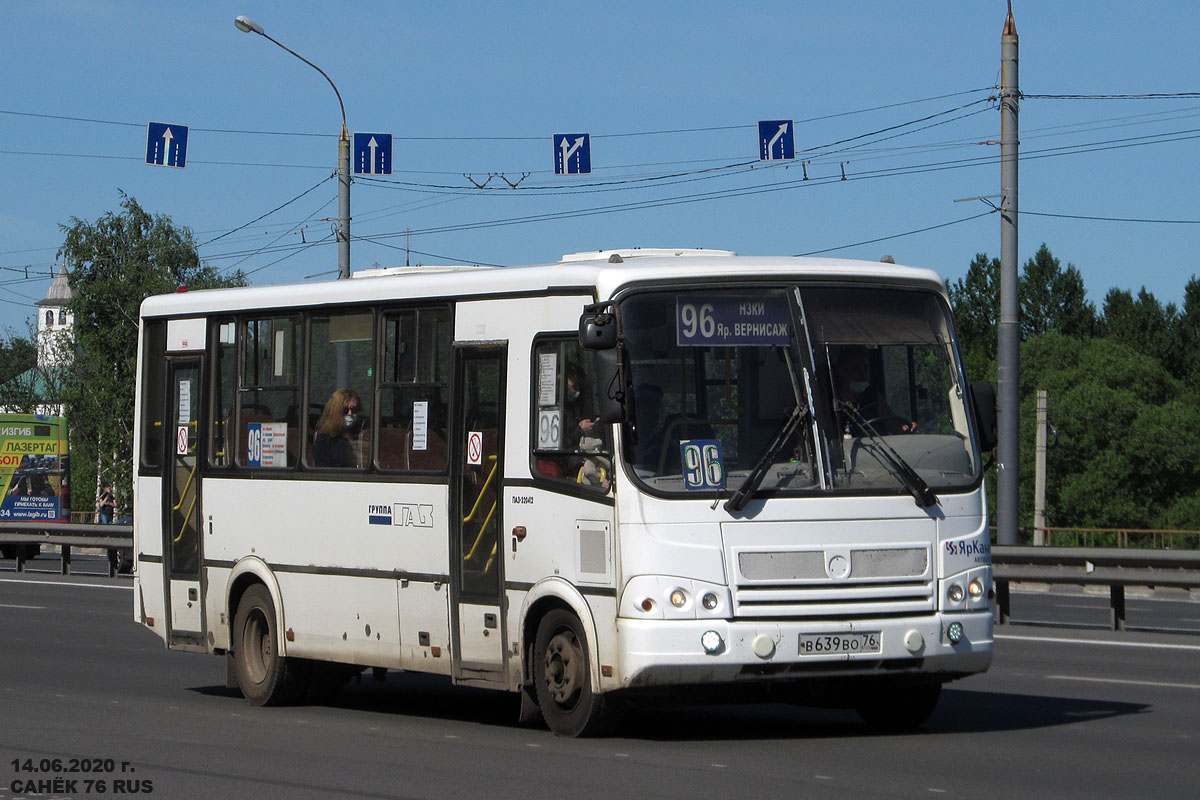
[724,406,804,513]
[839,402,938,508]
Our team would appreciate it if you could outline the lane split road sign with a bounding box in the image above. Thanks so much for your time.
[757,120,795,161]
[553,133,591,175]
[146,122,188,168]
[353,132,392,175]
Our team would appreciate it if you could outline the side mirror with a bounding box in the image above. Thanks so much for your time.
[593,348,626,424]
[970,381,998,452]
[579,306,618,350]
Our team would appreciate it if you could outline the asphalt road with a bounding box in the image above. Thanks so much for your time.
[1,572,1198,799]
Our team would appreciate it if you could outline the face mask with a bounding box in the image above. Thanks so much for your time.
[566,387,581,403]
[848,380,870,394]
[343,414,364,434]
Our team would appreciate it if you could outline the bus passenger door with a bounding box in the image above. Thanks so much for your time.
[450,344,508,683]
[163,358,205,647]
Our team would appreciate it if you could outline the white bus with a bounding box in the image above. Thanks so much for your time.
[133,248,997,736]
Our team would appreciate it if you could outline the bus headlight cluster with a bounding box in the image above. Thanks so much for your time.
[947,583,965,604]
[621,577,729,619]
[968,579,985,599]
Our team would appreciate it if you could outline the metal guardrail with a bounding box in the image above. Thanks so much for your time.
[0,521,133,578]
[992,545,1200,631]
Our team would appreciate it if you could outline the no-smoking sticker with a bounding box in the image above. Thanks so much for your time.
[466,431,483,466]
[176,425,189,455]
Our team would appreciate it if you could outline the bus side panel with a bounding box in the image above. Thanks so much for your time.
[202,477,450,669]
[133,475,167,641]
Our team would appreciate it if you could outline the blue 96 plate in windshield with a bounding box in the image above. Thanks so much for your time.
[676,296,790,346]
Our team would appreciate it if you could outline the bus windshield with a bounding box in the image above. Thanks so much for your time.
[618,285,981,500]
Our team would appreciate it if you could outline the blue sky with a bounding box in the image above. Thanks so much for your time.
[2,1,1198,335]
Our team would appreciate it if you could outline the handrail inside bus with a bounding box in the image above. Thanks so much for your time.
[463,456,499,565]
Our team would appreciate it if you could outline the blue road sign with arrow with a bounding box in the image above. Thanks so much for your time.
[553,133,591,175]
[146,122,188,168]
[758,120,795,161]
[353,132,392,175]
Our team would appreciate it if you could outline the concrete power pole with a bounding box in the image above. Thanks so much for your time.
[997,3,1021,545]
[1034,389,1047,546]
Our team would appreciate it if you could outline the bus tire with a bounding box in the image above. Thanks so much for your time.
[855,681,941,732]
[533,609,616,737]
[232,584,307,706]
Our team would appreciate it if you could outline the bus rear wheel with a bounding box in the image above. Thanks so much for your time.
[533,609,617,737]
[232,584,307,706]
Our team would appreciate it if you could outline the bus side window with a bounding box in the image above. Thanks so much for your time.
[238,316,300,469]
[209,318,236,468]
[531,337,611,492]
[305,311,374,470]
[139,320,167,471]
[378,307,451,472]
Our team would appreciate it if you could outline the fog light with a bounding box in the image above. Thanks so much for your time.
[701,630,724,654]
[701,592,719,610]
[968,579,984,598]
[670,589,688,608]
[947,584,965,604]
[947,622,964,644]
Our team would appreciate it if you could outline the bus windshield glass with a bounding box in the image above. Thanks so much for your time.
[618,285,980,499]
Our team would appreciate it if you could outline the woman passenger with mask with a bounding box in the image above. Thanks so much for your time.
[313,388,366,468]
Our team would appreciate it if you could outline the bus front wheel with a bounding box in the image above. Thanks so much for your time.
[232,584,307,706]
[533,609,617,737]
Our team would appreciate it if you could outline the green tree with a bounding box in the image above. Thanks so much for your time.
[946,253,999,382]
[1019,243,1096,339]
[0,331,39,410]
[58,193,246,512]
[1098,286,1177,373]
[1019,333,1200,531]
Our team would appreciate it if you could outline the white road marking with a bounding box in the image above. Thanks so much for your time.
[0,578,129,591]
[0,602,44,609]
[1046,675,1200,691]
[995,634,1200,652]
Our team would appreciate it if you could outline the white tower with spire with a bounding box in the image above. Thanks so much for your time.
[36,264,75,368]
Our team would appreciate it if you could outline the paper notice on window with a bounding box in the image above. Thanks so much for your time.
[538,352,558,406]
[412,401,429,451]
[178,380,191,425]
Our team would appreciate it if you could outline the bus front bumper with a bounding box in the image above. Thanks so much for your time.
[614,611,993,689]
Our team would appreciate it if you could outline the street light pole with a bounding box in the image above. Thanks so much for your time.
[235,15,351,280]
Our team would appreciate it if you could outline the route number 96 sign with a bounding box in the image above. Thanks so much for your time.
[680,439,725,491]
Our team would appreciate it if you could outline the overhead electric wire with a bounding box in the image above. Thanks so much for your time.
[0,87,995,142]
[198,175,334,247]
[796,210,997,256]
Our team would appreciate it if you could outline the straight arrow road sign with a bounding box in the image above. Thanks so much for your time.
[146,121,188,168]
[353,132,392,175]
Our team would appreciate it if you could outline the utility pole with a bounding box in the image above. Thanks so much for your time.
[1034,389,1047,546]
[997,2,1021,545]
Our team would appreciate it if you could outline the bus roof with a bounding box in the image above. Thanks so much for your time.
[139,252,947,319]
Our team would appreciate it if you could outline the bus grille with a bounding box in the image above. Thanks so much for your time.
[732,546,934,619]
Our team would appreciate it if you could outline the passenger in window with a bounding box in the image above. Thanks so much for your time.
[563,365,597,448]
[313,388,365,468]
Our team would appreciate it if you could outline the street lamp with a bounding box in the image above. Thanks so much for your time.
[235,15,351,280]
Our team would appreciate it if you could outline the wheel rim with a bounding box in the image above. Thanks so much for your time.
[242,608,271,684]
[543,628,583,709]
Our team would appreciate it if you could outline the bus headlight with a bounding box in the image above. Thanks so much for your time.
[701,592,719,610]
[947,621,965,644]
[968,579,985,599]
[947,584,965,604]
[670,589,688,608]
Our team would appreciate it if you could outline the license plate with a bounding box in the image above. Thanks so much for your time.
[798,632,881,656]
